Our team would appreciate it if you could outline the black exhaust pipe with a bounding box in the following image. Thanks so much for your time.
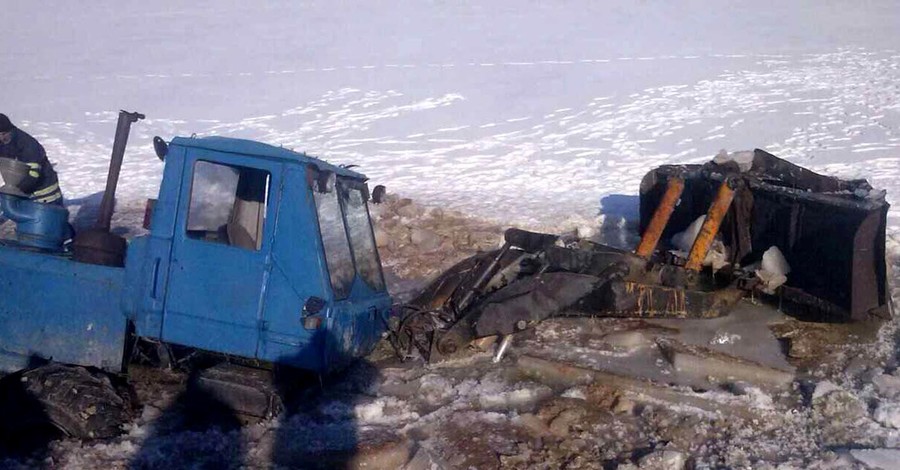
[72,110,145,266]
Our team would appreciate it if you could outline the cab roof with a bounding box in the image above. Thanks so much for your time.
[169,136,366,180]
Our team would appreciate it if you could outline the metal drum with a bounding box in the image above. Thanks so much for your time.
[0,193,72,251]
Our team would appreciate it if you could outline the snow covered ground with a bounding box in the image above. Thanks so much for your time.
[3,1,900,469]
[3,1,900,231]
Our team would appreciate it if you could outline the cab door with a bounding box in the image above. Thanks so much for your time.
[161,150,279,358]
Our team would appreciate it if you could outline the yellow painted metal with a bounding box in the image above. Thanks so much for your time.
[685,181,735,271]
[635,177,684,259]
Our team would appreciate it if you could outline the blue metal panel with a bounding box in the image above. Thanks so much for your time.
[256,167,392,372]
[148,144,188,239]
[170,136,364,179]
[123,235,172,339]
[0,247,127,373]
[126,144,184,338]
[257,167,331,370]
[160,148,281,358]
[325,278,392,371]
[259,267,327,371]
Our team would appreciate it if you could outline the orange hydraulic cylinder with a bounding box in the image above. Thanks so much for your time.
[635,177,685,259]
[685,180,735,271]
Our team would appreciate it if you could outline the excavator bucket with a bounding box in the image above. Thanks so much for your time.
[639,149,890,322]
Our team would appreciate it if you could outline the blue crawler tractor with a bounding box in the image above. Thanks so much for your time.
[0,111,391,439]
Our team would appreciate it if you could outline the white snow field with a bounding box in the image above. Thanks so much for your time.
[3,1,900,469]
[3,1,900,232]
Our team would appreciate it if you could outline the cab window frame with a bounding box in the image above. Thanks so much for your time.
[184,159,271,251]
[337,180,387,293]
[310,169,356,300]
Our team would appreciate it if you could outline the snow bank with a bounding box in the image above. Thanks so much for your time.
[712,149,754,172]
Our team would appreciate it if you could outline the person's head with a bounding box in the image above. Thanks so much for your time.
[0,114,13,145]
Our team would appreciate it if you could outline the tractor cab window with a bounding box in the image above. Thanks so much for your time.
[339,184,386,292]
[186,160,270,250]
[313,172,355,299]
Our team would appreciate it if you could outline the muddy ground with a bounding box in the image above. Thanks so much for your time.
[1,195,899,469]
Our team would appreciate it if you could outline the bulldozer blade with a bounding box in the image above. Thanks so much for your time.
[640,149,890,322]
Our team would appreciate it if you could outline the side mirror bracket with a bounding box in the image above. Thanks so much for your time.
[153,136,168,161]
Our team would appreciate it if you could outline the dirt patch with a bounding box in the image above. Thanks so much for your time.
[370,193,504,298]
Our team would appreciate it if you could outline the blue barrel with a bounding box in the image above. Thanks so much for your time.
[0,194,72,251]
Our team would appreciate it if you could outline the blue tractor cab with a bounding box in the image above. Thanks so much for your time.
[125,136,392,372]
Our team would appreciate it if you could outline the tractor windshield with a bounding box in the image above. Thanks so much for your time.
[339,184,386,292]
[313,182,355,299]
[312,170,386,299]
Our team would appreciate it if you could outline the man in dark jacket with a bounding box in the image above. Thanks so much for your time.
[0,113,64,204]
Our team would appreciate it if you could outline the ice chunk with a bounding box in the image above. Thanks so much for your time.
[754,270,786,294]
[140,405,163,423]
[665,345,794,388]
[355,400,386,422]
[854,187,887,201]
[873,402,900,429]
[350,438,414,470]
[671,215,705,253]
[561,387,587,400]
[478,386,553,410]
[851,448,900,469]
[812,381,842,400]
[713,149,754,172]
[874,374,900,399]
[705,240,730,271]
[755,246,790,294]
[403,445,448,470]
[548,408,586,436]
[601,330,654,351]
[670,215,729,270]
[761,246,791,275]
[637,449,687,470]
[812,382,869,425]
[515,413,554,438]
[417,373,456,406]
[708,330,741,345]
[866,188,887,201]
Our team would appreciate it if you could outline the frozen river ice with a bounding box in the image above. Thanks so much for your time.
[3,1,900,232]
